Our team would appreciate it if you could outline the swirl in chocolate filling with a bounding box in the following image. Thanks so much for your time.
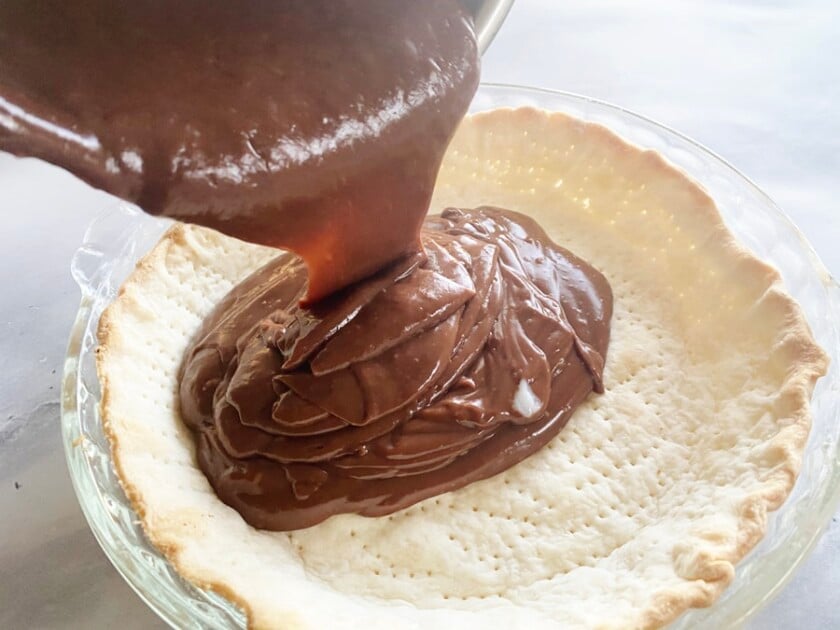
[179,207,612,530]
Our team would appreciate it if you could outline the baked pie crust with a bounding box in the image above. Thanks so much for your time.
[97,108,828,629]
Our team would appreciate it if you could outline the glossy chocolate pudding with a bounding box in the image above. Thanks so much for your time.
[0,1,613,531]
[179,207,612,530]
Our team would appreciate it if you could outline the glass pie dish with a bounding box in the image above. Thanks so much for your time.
[61,84,840,629]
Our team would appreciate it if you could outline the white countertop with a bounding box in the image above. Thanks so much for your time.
[1,1,838,627]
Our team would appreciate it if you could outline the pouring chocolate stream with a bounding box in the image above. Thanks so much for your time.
[0,0,478,301]
[0,0,613,530]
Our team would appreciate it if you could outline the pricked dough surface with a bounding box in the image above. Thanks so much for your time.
[97,109,828,629]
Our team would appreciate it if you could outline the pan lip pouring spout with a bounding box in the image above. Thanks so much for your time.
[467,0,516,55]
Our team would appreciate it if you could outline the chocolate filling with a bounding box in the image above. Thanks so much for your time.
[179,207,612,530]
[0,1,613,531]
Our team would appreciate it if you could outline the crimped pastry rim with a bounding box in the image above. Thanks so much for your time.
[96,108,829,629]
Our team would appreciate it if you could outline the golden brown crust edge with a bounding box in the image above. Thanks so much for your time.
[465,108,829,629]
[96,225,305,630]
[94,108,829,629]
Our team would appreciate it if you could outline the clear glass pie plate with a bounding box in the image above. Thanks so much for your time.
[61,84,840,629]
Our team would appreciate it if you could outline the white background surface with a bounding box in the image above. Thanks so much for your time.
[1,1,838,627]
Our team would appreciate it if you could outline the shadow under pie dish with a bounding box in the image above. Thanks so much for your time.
[64,87,837,630]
